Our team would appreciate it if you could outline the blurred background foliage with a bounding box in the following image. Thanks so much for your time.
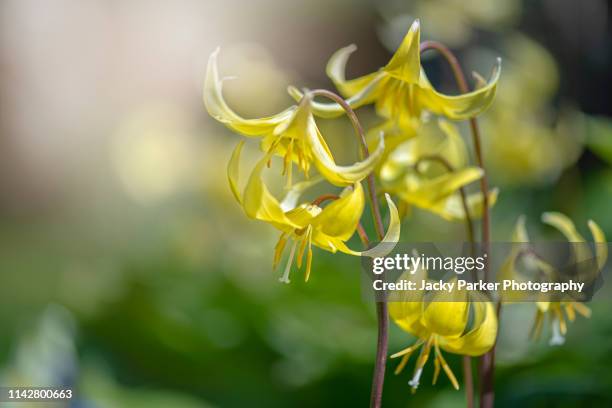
[0,0,611,407]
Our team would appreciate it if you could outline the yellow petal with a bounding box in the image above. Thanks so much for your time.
[306,113,385,186]
[280,176,323,211]
[323,193,401,258]
[389,273,427,337]
[204,48,295,136]
[284,204,321,230]
[399,167,484,208]
[287,78,384,119]
[429,188,498,222]
[327,44,382,97]
[588,220,608,270]
[416,58,501,120]
[541,212,585,242]
[422,298,469,338]
[513,214,529,242]
[243,153,299,230]
[542,212,595,270]
[395,119,469,169]
[441,301,497,356]
[384,19,422,83]
[312,183,365,240]
[227,140,245,204]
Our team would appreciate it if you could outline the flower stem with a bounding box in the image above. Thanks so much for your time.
[415,154,475,408]
[420,41,495,408]
[463,356,475,408]
[310,89,386,239]
[419,41,490,255]
[310,89,387,408]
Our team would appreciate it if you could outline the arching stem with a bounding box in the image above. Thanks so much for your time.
[310,89,386,240]
[420,41,496,408]
[415,155,475,408]
[310,89,387,408]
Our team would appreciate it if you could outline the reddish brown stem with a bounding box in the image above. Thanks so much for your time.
[308,89,387,408]
[310,89,386,240]
[420,41,494,408]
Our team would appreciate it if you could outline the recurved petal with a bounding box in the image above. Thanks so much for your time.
[401,167,484,208]
[312,183,365,240]
[243,153,299,230]
[588,220,608,270]
[307,119,385,186]
[361,193,402,258]
[204,48,295,136]
[326,194,401,258]
[384,19,422,83]
[541,212,585,242]
[428,188,498,222]
[441,301,498,356]
[542,212,595,269]
[513,214,530,242]
[227,140,245,204]
[280,176,324,212]
[417,58,501,120]
[327,44,382,97]
[287,78,384,119]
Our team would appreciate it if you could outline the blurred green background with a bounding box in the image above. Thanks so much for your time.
[0,0,611,407]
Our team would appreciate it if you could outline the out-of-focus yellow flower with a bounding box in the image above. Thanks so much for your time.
[228,141,400,282]
[536,213,607,345]
[390,269,497,391]
[205,48,385,187]
[378,0,520,49]
[379,119,497,221]
[289,20,501,125]
[503,213,607,345]
[473,35,582,186]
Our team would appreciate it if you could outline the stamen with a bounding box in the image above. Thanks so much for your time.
[394,353,411,375]
[273,233,288,270]
[565,303,576,322]
[279,241,298,284]
[304,234,313,282]
[549,316,565,346]
[556,308,567,335]
[530,310,544,340]
[432,356,441,385]
[297,226,311,268]
[408,368,423,390]
[572,302,591,318]
[390,340,424,359]
[409,338,432,391]
[435,341,459,390]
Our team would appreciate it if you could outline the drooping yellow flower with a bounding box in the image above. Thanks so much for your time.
[288,20,501,124]
[379,119,498,221]
[205,48,385,187]
[228,141,401,282]
[536,213,606,345]
[503,213,607,345]
[389,269,497,391]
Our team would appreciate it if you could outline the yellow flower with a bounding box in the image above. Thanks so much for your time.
[536,213,606,345]
[204,48,384,187]
[288,20,501,124]
[503,213,607,345]
[389,268,497,391]
[379,119,497,221]
[228,141,401,282]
